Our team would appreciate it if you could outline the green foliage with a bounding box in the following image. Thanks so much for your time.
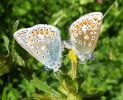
[0,0,123,100]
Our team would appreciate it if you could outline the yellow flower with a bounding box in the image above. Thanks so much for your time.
[68,50,78,79]
[68,50,77,63]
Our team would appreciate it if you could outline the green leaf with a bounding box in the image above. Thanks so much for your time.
[32,94,65,100]
[7,88,20,100]
[67,93,81,100]
[0,57,9,76]
[2,87,7,100]
[12,20,19,34]
[30,75,61,96]
[2,35,10,54]
[12,50,25,66]
[0,64,9,77]
[19,79,35,97]
[80,0,94,5]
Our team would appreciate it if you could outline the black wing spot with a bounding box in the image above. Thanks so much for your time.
[37,51,39,54]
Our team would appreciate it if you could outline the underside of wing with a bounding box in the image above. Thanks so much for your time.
[69,12,103,55]
[14,28,31,51]
[26,24,62,70]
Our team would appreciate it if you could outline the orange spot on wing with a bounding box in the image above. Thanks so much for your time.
[91,23,96,28]
[83,20,87,25]
[80,22,84,26]
[87,20,91,25]
[32,31,36,36]
[44,29,48,34]
[38,29,43,34]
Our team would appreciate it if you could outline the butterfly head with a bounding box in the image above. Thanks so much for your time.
[78,53,94,63]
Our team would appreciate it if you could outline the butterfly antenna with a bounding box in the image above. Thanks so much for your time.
[103,0,117,18]
[53,15,64,26]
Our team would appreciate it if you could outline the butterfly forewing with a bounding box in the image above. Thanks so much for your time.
[26,24,62,71]
[69,12,103,61]
[14,28,44,63]
[14,28,32,52]
[14,28,29,49]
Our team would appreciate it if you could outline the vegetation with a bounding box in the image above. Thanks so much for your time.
[0,0,123,100]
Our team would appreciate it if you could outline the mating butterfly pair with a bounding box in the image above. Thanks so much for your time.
[14,12,103,71]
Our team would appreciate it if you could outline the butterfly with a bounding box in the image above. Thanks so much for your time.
[14,24,63,71]
[64,12,103,63]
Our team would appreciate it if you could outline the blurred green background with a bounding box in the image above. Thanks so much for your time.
[0,0,123,100]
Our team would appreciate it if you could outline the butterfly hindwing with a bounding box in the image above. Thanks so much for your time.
[69,12,103,62]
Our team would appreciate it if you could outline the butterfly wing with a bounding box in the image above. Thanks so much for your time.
[69,12,103,62]
[14,28,29,49]
[14,28,43,61]
[25,24,62,71]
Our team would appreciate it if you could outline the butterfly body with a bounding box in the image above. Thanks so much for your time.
[14,24,62,71]
[69,12,103,62]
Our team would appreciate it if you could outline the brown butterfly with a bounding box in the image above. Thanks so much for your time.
[65,12,103,63]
